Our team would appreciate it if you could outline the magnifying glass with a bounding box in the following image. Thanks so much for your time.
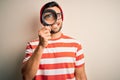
[41,9,57,26]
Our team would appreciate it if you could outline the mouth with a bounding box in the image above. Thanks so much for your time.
[50,22,62,34]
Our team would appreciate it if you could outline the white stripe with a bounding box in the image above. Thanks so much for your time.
[23,56,30,62]
[75,58,85,66]
[36,68,75,75]
[76,49,84,56]
[48,38,80,44]
[25,49,34,53]
[44,47,77,53]
[26,47,77,54]
[29,38,81,45]
[66,77,76,80]
[29,41,39,45]
[40,57,75,64]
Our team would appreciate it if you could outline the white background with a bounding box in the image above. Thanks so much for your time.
[0,0,120,80]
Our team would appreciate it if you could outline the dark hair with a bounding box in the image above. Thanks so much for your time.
[40,1,63,23]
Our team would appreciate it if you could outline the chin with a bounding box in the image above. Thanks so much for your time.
[51,26,62,34]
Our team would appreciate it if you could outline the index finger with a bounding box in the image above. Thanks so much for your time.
[44,26,51,32]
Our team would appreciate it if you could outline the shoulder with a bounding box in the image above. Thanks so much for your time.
[27,38,39,46]
[62,34,81,44]
[62,34,83,52]
[62,34,73,39]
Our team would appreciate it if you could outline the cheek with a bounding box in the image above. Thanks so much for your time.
[59,19,62,23]
[58,20,62,25]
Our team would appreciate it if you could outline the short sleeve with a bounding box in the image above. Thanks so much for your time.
[75,42,85,68]
[23,42,33,63]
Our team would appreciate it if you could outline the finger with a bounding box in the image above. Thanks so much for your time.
[44,32,51,37]
[44,35,51,40]
[40,23,51,30]
[43,30,51,34]
[38,28,49,34]
[44,26,51,32]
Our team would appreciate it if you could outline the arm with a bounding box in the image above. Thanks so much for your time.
[75,65,87,80]
[21,27,51,80]
[21,46,44,80]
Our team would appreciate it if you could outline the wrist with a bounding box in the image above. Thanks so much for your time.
[38,44,45,48]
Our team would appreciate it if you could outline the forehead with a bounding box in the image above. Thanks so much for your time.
[47,6,61,13]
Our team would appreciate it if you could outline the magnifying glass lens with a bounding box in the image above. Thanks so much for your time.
[42,9,57,26]
[43,12,56,25]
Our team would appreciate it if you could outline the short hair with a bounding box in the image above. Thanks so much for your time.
[40,1,63,23]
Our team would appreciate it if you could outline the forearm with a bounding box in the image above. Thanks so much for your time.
[75,66,87,80]
[22,46,44,80]
[76,73,87,80]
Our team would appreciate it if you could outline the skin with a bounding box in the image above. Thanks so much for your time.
[21,6,87,80]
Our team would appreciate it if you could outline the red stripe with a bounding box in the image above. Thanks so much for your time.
[25,53,32,58]
[47,42,81,48]
[26,42,82,49]
[62,34,73,39]
[25,52,75,59]
[34,73,75,80]
[26,45,37,49]
[39,63,75,69]
[75,63,85,68]
[42,52,75,58]
[26,45,32,49]
[76,54,84,61]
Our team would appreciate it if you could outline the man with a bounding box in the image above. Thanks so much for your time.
[21,1,87,80]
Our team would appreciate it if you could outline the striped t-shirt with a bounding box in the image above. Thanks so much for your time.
[23,33,85,80]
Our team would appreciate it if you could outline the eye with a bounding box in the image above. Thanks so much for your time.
[57,13,61,17]
[56,13,62,19]
[44,14,53,19]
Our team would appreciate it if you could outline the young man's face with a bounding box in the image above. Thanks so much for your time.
[47,6,63,34]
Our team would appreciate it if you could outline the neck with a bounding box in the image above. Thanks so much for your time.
[51,31,62,40]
